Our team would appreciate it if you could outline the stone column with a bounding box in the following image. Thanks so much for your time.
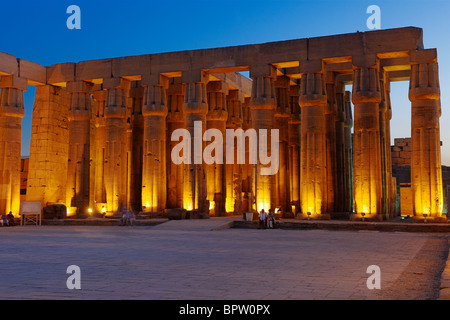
[351,64,383,221]
[182,71,208,214]
[206,80,228,216]
[343,91,354,213]
[92,90,107,213]
[104,78,129,214]
[0,75,26,216]
[334,80,346,214]
[409,50,444,222]
[241,97,252,212]
[141,76,168,213]
[274,76,291,215]
[129,83,144,213]
[324,72,338,214]
[298,72,328,219]
[27,85,70,209]
[384,81,396,218]
[225,89,244,215]
[288,84,301,216]
[379,72,394,220]
[166,77,185,209]
[66,81,93,217]
[249,66,277,213]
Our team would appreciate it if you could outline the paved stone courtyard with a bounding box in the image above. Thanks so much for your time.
[0,218,448,300]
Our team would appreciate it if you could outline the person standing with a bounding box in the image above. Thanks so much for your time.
[267,209,275,229]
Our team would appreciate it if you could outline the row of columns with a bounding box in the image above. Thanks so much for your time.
[1,54,443,221]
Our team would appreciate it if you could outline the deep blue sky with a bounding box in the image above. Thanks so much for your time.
[1,0,449,163]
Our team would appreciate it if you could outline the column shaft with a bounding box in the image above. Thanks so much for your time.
[0,76,25,215]
[409,59,444,221]
[183,79,208,213]
[352,66,382,220]
[249,74,277,213]
[104,80,128,214]
[166,78,185,208]
[225,89,244,215]
[142,82,167,212]
[93,90,107,213]
[66,81,93,217]
[299,72,328,218]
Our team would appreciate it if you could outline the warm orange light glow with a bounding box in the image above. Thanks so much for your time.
[300,188,322,219]
[354,176,379,219]
[66,207,77,217]
[225,198,234,213]
[184,198,193,211]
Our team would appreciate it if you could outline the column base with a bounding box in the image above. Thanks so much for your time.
[329,212,351,220]
[412,216,448,223]
[349,213,383,222]
[296,213,331,220]
[186,210,210,219]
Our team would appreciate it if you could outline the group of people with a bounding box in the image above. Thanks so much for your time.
[1,212,16,227]
[119,208,135,226]
[258,209,276,229]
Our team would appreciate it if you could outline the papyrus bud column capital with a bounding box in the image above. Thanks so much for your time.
[142,75,169,117]
[0,75,26,118]
[67,81,93,121]
[205,80,228,216]
[408,49,444,221]
[93,90,107,128]
[104,77,129,119]
[167,78,185,209]
[226,89,244,128]
[206,80,228,122]
[351,63,382,220]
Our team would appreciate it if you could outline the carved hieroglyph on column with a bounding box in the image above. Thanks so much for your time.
[66,81,93,217]
[249,68,277,213]
[142,77,168,213]
[409,52,444,221]
[206,80,228,216]
[352,65,382,220]
[298,72,328,218]
[0,75,26,216]
[183,73,208,212]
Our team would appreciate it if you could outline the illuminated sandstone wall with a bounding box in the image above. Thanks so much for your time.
[27,85,70,209]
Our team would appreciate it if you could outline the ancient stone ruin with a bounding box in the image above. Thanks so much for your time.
[0,27,444,222]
